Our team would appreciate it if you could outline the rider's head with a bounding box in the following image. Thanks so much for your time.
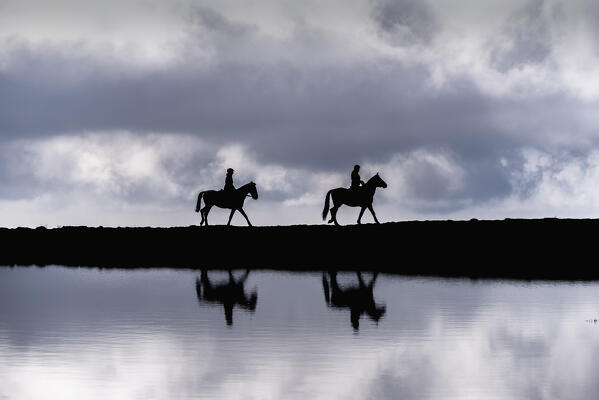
[354,164,360,171]
[227,168,234,174]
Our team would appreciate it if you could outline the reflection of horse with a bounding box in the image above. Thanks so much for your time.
[322,271,386,330]
[322,174,387,226]
[196,270,258,326]
[195,182,258,226]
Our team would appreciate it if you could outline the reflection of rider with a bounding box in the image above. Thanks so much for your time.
[350,165,364,190]
[224,168,235,191]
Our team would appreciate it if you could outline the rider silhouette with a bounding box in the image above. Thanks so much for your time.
[350,165,365,190]
[224,168,235,191]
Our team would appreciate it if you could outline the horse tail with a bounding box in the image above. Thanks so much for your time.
[195,191,205,212]
[322,189,333,220]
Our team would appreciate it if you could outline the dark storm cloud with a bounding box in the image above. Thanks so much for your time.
[0,45,509,152]
[185,5,257,37]
[1,36,597,208]
[371,0,438,45]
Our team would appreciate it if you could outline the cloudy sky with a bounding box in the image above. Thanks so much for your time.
[2,0,599,227]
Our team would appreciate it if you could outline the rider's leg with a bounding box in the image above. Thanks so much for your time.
[238,208,252,227]
[368,205,380,224]
[227,209,236,225]
[357,207,366,224]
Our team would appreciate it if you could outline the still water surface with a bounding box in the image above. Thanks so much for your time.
[1,266,599,399]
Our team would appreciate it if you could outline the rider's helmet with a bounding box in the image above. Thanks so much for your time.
[354,164,360,170]
[227,168,234,173]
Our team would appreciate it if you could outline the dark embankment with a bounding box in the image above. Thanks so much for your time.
[0,219,597,279]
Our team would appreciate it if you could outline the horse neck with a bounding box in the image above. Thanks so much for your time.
[237,183,251,195]
[364,179,378,193]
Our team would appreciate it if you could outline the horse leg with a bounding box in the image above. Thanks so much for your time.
[203,205,212,226]
[227,209,236,225]
[237,208,252,227]
[200,206,207,225]
[332,206,340,226]
[367,205,380,224]
[357,207,366,224]
[328,206,339,225]
[328,196,340,225]
[357,271,365,287]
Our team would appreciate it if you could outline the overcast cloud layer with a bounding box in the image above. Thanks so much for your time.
[2,0,599,226]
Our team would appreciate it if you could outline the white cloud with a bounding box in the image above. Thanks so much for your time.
[20,132,210,199]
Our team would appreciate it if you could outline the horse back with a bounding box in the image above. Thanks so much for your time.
[333,187,372,207]
[201,189,219,202]
[204,189,244,209]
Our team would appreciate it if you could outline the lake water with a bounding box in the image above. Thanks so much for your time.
[1,266,599,399]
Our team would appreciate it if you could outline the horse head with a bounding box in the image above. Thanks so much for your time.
[248,181,259,200]
[368,173,388,189]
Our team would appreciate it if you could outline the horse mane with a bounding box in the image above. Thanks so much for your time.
[237,181,255,190]
[365,174,379,186]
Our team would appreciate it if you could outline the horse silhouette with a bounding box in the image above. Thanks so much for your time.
[322,271,386,331]
[322,173,387,225]
[195,181,258,226]
[195,270,258,326]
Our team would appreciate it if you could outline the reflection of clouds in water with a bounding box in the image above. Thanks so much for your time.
[1,268,599,399]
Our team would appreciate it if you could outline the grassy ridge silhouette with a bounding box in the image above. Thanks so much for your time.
[0,218,596,280]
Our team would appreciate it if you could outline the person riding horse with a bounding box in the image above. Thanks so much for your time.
[196,170,258,226]
[323,171,387,225]
[351,165,365,190]
[224,168,235,192]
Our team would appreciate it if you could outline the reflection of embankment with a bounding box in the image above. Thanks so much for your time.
[196,270,257,326]
[3,219,599,279]
[322,271,386,331]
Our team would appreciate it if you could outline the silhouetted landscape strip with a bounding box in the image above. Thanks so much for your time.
[0,218,596,280]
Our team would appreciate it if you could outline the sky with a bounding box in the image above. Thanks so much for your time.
[2,0,599,226]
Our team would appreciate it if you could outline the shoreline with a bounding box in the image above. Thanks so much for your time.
[1,218,596,280]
